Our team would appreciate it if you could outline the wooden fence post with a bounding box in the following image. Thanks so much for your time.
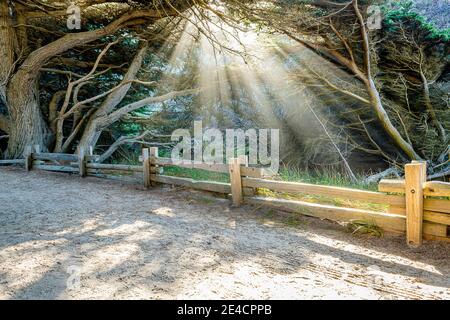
[142,148,151,189]
[229,157,243,206]
[405,161,427,247]
[24,145,33,171]
[78,148,86,177]
[150,147,159,187]
[34,145,41,154]
[239,155,254,196]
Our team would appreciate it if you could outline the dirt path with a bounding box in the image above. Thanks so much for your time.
[0,167,448,300]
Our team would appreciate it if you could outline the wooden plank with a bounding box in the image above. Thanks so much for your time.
[87,172,142,183]
[229,158,243,206]
[85,155,100,162]
[33,164,78,173]
[142,148,150,189]
[423,233,450,243]
[151,174,231,194]
[378,179,405,194]
[149,147,158,186]
[405,162,426,247]
[388,205,406,215]
[239,155,255,196]
[86,163,143,172]
[33,153,78,162]
[24,146,33,171]
[424,198,450,214]
[423,211,450,226]
[154,157,271,178]
[379,179,450,198]
[245,196,406,233]
[78,149,86,177]
[86,168,133,175]
[150,147,158,165]
[245,196,445,238]
[0,159,25,165]
[423,181,450,197]
[242,177,405,206]
[423,222,447,237]
[387,207,450,225]
[241,167,270,178]
[156,157,229,173]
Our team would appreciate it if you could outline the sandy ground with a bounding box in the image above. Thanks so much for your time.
[0,167,449,300]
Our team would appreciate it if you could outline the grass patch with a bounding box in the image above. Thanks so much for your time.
[346,220,384,237]
[257,208,310,228]
[162,166,230,183]
[256,188,388,212]
[261,167,390,212]
[160,164,388,212]
[187,194,217,205]
[278,166,377,191]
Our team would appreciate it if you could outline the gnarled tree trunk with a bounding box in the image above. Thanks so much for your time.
[2,9,159,158]
[0,1,15,136]
[6,70,52,158]
[0,1,15,104]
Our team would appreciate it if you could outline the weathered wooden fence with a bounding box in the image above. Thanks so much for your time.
[1,146,449,246]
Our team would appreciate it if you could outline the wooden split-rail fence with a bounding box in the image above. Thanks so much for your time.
[1,146,449,246]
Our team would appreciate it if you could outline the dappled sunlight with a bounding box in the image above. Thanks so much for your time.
[227,219,236,229]
[174,260,379,300]
[55,218,103,236]
[304,232,444,276]
[162,13,288,126]
[95,220,154,237]
[82,242,142,275]
[0,165,448,299]
[0,0,448,302]
[150,207,175,217]
[159,9,348,158]
[0,238,69,294]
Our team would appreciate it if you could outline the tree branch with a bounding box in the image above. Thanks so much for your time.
[15,10,162,81]
[97,130,157,163]
[94,44,148,118]
[353,0,422,160]
[98,88,200,129]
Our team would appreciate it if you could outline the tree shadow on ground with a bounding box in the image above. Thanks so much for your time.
[0,167,448,299]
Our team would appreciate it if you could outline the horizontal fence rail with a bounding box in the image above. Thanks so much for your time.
[151,174,232,194]
[379,179,450,198]
[153,157,275,178]
[242,177,406,206]
[0,159,25,165]
[1,145,449,246]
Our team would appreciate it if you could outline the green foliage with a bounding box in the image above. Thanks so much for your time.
[163,166,230,182]
[384,0,450,41]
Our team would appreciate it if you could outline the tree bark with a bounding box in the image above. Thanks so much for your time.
[420,69,446,142]
[0,114,10,134]
[6,75,52,158]
[0,1,16,106]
